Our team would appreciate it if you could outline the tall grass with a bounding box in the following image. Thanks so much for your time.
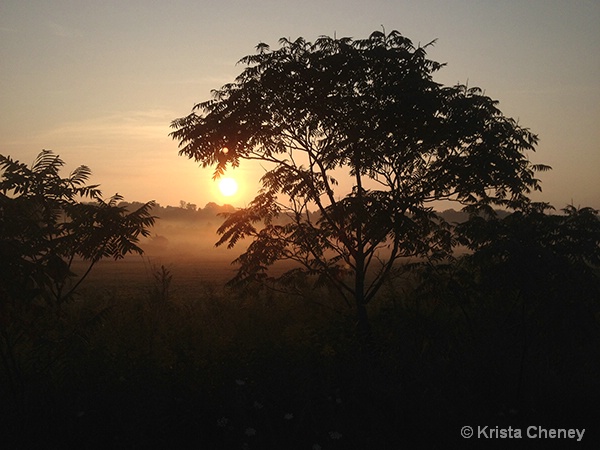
[1,261,599,448]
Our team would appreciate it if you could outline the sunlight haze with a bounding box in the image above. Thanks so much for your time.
[1,0,598,209]
[219,178,239,197]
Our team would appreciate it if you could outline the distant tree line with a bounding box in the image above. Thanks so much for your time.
[123,200,508,226]
[118,200,236,222]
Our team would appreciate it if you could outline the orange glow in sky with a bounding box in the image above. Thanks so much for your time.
[0,1,598,209]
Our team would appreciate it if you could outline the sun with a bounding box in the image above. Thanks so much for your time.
[218,177,238,197]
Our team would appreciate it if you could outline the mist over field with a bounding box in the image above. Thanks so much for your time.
[76,202,476,293]
[71,202,241,299]
[142,201,475,256]
[73,201,311,296]
[72,202,475,303]
[141,201,236,258]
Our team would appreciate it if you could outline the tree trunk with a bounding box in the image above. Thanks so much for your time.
[356,297,372,349]
[353,163,376,367]
[354,277,375,367]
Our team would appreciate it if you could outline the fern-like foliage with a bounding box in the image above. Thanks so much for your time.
[0,150,156,307]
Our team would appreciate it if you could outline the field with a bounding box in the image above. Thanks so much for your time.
[73,255,237,298]
[2,247,600,449]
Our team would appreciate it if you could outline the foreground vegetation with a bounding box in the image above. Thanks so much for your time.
[1,255,598,449]
[2,151,599,448]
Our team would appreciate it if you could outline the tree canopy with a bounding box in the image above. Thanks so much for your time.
[171,29,550,341]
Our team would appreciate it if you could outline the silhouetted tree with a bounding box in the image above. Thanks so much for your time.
[0,150,156,306]
[171,30,549,349]
[457,203,600,287]
[454,203,600,406]
[179,200,197,211]
[0,150,155,399]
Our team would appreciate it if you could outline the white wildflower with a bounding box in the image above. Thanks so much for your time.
[217,417,228,428]
[244,427,256,437]
[284,413,294,420]
[329,430,342,440]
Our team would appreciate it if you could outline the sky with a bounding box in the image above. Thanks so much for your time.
[1,0,599,210]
